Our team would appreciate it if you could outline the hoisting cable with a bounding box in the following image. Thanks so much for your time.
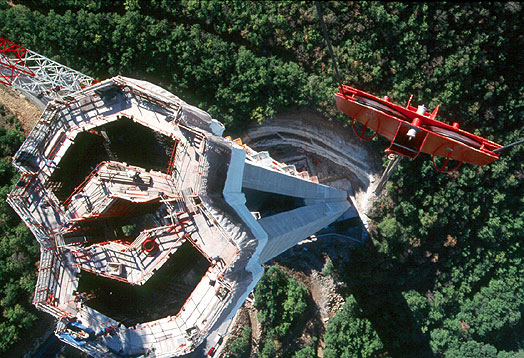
[493,139,524,154]
[315,1,402,193]
[374,154,403,195]
[315,1,344,91]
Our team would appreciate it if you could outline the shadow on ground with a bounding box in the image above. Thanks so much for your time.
[341,242,436,358]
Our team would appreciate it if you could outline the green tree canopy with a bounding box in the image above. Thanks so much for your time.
[323,296,384,358]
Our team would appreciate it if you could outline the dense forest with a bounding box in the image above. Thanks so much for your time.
[0,106,39,353]
[0,1,523,357]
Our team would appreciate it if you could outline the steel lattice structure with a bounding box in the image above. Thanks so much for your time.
[0,37,94,101]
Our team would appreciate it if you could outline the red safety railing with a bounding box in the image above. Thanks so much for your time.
[9,173,35,198]
[184,233,212,264]
[46,132,68,162]
[166,139,179,175]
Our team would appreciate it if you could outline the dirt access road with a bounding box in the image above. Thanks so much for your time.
[0,84,41,134]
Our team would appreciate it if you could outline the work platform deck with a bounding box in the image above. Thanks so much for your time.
[9,76,352,358]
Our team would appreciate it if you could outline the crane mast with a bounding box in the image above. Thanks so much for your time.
[0,37,94,105]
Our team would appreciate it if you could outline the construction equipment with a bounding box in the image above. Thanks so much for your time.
[0,37,95,103]
[335,86,503,172]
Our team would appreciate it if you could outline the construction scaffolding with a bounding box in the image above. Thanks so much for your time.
[8,75,352,358]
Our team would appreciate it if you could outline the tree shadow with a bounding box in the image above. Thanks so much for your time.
[280,286,325,358]
[340,242,436,358]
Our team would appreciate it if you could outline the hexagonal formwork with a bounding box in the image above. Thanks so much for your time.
[8,76,353,357]
[77,240,211,326]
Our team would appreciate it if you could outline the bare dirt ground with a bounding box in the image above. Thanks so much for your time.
[240,108,386,229]
[225,237,355,358]
[0,84,41,134]
[246,299,262,355]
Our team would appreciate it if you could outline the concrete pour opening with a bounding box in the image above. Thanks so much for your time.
[62,201,163,246]
[47,131,107,202]
[47,117,176,203]
[76,240,211,326]
[99,117,176,172]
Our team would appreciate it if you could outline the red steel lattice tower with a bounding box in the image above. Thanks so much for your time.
[0,37,94,101]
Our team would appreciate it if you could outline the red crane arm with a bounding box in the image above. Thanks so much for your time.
[0,37,35,85]
[336,85,502,169]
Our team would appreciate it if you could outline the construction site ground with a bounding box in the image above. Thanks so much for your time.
[0,84,40,134]
[239,108,385,227]
[223,109,385,357]
[225,236,356,358]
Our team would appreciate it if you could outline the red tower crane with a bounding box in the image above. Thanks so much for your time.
[0,37,95,103]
